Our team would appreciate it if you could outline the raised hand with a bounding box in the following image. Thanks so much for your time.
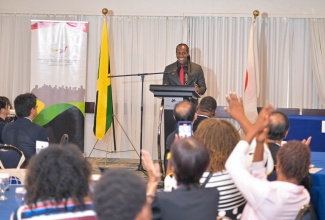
[225,92,245,120]
[302,136,312,146]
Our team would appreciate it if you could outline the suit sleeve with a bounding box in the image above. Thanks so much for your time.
[163,66,170,85]
[38,127,49,142]
[196,66,206,95]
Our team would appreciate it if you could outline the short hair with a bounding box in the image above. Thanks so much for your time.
[25,144,92,208]
[276,140,310,183]
[0,96,10,110]
[194,118,240,172]
[176,43,189,53]
[198,96,217,113]
[14,93,37,118]
[268,111,290,140]
[174,101,196,122]
[170,138,209,186]
[93,169,147,220]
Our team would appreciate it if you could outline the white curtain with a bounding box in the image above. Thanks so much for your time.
[0,14,323,159]
[309,19,325,106]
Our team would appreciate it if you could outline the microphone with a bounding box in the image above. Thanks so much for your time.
[185,73,188,85]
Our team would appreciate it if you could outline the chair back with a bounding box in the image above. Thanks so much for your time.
[301,108,325,116]
[295,204,316,220]
[258,107,300,115]
[0,145,25,169]
[216,106,231,118]
[60,134,69,145]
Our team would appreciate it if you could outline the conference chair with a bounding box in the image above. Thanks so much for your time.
[0,145,25,168]
[301,108,325,116]
[59,133,69,145]
[215,106,231,118]
[257,107,300,115]
[295,204,316,220]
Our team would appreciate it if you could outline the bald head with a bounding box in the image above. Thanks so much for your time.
[268,111,290,140]
[174,101,196,122]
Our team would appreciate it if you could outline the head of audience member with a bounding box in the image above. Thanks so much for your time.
[196,96,217,118]
[267,111,290,141]
[93,169,151,220]
[170,138,209,187]
[194,118,240,172]
[176,43,189,65]
[25,143,92,208]
[276,140,310,184]
[174,100,196,122]
[14,93,38,119]
[0,96,11,120]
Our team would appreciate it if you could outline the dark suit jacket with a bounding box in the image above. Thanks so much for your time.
[163,61,207,95]
[2,118,48,166]
[152,186,219,220]
[0,118,6,143]
[193,115,209,133]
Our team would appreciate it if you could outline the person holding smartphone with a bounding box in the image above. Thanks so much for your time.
[164,101,196,172]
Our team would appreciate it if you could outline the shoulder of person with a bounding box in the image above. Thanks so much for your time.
[165,62,177,69]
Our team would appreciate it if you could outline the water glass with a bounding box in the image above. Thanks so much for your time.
[0,173,10,200]
[15,187,26,206]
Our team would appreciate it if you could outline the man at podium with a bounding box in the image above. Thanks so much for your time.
[163,43,207,103]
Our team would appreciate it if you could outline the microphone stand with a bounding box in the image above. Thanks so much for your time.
[109,71,165,175]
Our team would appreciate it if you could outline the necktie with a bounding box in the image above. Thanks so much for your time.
[179,65,184,85]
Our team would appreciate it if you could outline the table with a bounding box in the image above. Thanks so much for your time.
[286,115,325,152]
[0,185,20,219]
[310,152,325,220]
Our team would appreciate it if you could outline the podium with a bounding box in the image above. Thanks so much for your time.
[149,85,199,173]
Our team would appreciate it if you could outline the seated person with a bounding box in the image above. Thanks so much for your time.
[93,169,151,220]
[194,118,246,219]
[143,138,219,220]
[225,101,310,219]
[192,96,217,132]
[10,143,96,220]
[164,100,196,171]
[2,93,48,167]
[0,96,11,144]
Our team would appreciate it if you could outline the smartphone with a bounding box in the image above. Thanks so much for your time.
[178,121,193,138]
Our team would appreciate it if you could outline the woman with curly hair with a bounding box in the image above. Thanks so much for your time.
[10,144,97,220]
[194,118,246,219]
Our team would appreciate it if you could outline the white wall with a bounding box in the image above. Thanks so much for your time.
[1,0,325,18]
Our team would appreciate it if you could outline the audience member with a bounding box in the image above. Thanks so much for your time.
[192,96,217,132]
[194,118,246,219]
[10,144,96,220]
[266,111,290,180]
[164,100,196,171]
[0,96,11,144]
[143,138,219,220]
[93,169,151,220]
[225,97,310,219]
[2,93,48,167]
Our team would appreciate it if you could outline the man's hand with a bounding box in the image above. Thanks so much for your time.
[194,82,200,94]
